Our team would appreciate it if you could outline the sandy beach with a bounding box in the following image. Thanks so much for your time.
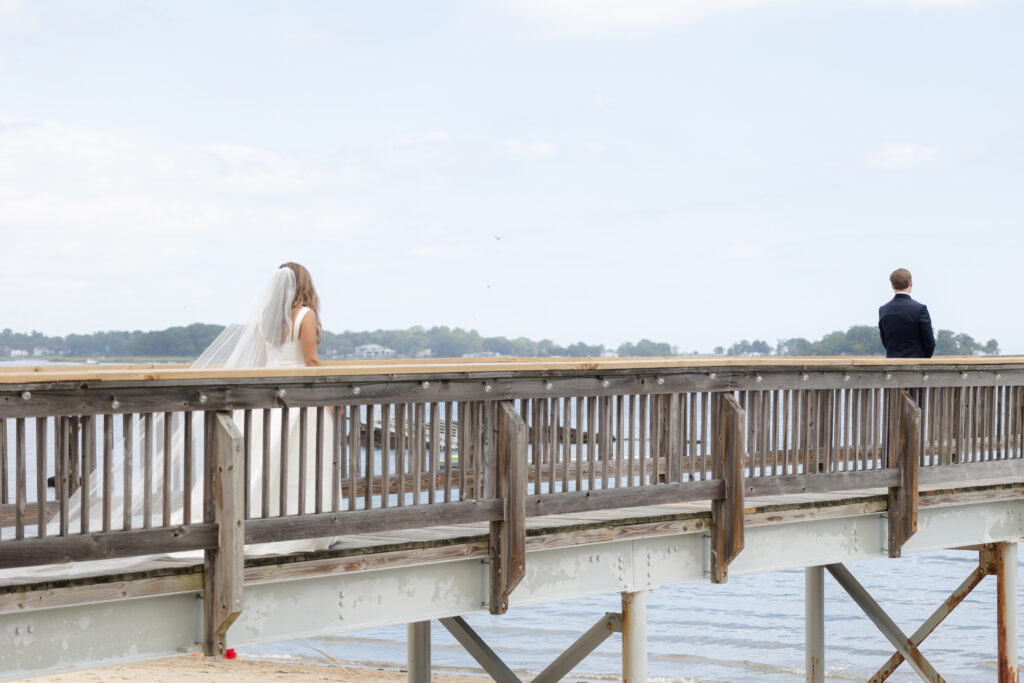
[26,656,492,682]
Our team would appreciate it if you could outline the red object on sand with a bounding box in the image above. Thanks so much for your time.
[223,649,237,660]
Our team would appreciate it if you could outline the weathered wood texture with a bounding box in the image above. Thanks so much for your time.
[2,362,1023,574]
[489,401,527,615]
[203,412,244,657]
[711,394,745,583]
[888,391,921,558]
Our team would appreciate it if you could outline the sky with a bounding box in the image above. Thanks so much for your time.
[1,0,1022,353]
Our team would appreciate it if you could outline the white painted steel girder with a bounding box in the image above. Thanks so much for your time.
[3,497,1023,680]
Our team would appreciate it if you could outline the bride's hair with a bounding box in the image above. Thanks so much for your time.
[280,262,322,344]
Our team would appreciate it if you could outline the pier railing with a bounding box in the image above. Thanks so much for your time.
[3,357,1024,584]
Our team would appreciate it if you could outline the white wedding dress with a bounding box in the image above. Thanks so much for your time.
[243,306,336,554]
[2,269,336,583]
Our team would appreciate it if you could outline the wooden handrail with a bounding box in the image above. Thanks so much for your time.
[2,355,1024,385]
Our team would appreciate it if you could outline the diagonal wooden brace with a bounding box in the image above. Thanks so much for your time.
[203,412,244,656]
[489,401,527,615]
[711,393,745,583]
[888,390,920,558]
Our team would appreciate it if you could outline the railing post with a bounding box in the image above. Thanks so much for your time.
[711,393,745,583]
[203,411,244,656]
[888,390,920,558]
[490,401,526,615]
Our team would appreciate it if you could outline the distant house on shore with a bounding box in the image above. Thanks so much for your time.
[463,351,502,358]
[354,344,396,359]
[9,349,28,358]
[414,348,432,358]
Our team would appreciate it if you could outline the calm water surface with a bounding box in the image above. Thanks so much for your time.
[248,546,1024,681]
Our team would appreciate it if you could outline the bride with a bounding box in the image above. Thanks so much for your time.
[50,264,335,565]
[1,264,337,582]
[192,261,335,547]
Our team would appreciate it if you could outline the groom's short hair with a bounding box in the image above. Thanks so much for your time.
[890,268,912,291]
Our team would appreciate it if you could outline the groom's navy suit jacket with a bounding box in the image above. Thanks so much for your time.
[878,293,935,358]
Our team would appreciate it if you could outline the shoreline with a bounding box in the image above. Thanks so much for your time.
[26,654,495,682]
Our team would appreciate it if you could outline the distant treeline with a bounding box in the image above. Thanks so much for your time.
[0,324,1000,360]
[716,326,999,357]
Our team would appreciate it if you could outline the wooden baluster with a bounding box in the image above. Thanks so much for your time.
[966,386,976,463]
[36,417,48,538]
[562,397,571,493]
[15,418,25,540]
[315,406,325,514]
[444,401,453,503]
[332,406,342,513]
[781,389,791,475]
[279,405,290,516]
[430,402,440,504]
[262,408,271,518]
[457,402,467,501]
[103,415,114,533]
[79,417,94,532]
[380,403,391,509]
[651,394,662,485]
[348,405,359,510]
[240,410,250,520]
[298,407,308,514]
[615,394,625,488]
[770,389,781,476]
[185,411,194,524]
[365,404,375,509]
[701,392,710,480]
[600,395,611,488]
[414,403,426,504]
[1,419,7,506]
[395,403,406,507]
[529,398,539,495]
[638,394,648,486]
[550,397,559,493]
[575,396,585,491]
[121,414,132,531]
[142,413,152,529]
[162,412,172,527]
[688,393,698,481]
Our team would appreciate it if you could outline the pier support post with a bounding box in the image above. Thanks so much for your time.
[805,566,824,683]
[407,621,431,683]
[622,591,647,683]
[202,412,244,657]
[996,542,1019,682]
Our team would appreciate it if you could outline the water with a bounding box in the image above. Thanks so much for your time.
[246,546,1023,681]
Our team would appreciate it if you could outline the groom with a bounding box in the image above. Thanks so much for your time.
[878,268,935,359]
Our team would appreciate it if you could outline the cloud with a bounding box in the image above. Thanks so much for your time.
[279,17,328,43]
[0,0,32,33]
[0,119,371,275]
[503,139,557,158]
[864,144,944,170]
[494,0,990,34]
[386,131,449,165]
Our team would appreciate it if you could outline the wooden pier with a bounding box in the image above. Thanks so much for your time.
[1,357,1022,681]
